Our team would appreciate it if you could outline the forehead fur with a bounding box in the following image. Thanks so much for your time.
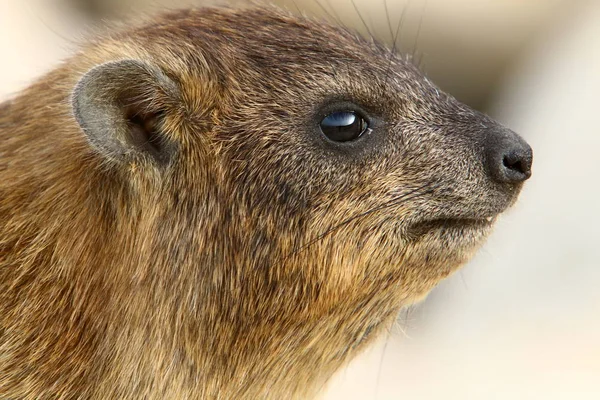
[98,6,434,104]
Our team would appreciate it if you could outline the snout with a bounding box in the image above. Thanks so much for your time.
[484,128,533,184]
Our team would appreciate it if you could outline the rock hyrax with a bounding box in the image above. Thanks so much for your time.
[0,6,532,399]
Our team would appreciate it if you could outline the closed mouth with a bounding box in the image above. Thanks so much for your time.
[407,216,496,240]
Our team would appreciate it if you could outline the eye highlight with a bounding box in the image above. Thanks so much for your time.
[319,111,369,142]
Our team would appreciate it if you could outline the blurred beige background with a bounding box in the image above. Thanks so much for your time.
[1,0,598,399]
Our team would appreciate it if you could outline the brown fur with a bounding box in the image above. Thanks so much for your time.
[0,6,529,399]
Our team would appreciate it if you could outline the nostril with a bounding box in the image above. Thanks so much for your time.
[503,153,526,174]
[499,149,532,182]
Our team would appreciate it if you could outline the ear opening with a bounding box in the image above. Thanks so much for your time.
[72,59,180,164]
[123,103,167,162]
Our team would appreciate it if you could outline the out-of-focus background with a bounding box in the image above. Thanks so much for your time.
[1,0,598,398]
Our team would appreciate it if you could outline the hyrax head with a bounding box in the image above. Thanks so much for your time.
[71,5,531,375]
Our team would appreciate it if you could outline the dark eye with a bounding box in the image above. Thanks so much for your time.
[319,111,369,142]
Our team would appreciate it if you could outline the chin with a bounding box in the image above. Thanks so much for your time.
[397,218,496,303]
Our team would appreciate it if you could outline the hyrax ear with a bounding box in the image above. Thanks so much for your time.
[72,59,180,164]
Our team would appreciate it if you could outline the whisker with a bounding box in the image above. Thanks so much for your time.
[25,1,79,46]
[287,0,303,15]
[394,306,412,339]
[374,327,391,400]
[326,0,347,26]
[382,0,395,47]
[394,1,410,55]
[411,0,428,63]
[311,0,344,26]
[382,1,409,97]
[350,0,375,43]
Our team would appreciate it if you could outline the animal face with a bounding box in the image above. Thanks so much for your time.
[72,6,532,321]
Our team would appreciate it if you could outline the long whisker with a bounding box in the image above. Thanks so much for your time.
[411,0,428,65]
[392,0,409,55]
[312,0,343,26]
[374,326,392,400]
[287,0,303,15]
[383,0,395,46]
[382,1,409,98]
[350,0,375,42]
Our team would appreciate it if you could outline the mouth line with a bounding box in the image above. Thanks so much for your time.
[407,216,496,239]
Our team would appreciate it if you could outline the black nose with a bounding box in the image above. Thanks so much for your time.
[485,128,533,183]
